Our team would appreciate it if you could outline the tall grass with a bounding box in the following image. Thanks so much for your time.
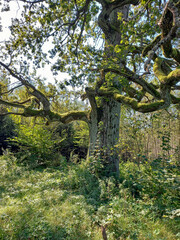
[0,151,179,239]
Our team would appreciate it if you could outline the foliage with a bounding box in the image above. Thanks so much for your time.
[119,108,179,164]
[0,151,179,239]
[58,121,89,162]
[0,0,179,176]
[0,114,16,155]
[46,121,75,161]
[10,122,66,167]
[73,121,89,150]
[0,3,179,239]
[9,115,89,165]
[119,161,179,216]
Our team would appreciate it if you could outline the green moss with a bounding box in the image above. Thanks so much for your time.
[137,100,165,112]
[22,109,89,124]
[167,69,180,85]
[153,58,168,83]
[162,43,180,64]
[114,93,137,105]
[60,111,88,123]
[114,93,165,112]
[99,88,166,113]
[153,57,180,85]
[23,108,45,117]
[99,86,120,95]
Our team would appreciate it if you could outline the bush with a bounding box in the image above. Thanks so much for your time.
[119,161,179,218]
[0,153,179,240]
[0,115,16,154]
[11,124,66,167]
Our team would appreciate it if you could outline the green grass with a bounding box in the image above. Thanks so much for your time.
[0,152,179,240]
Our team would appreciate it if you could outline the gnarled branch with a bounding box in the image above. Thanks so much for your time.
[98,86,179,113]
[0,61,50,111]
[153,57,180,86]
[144,0,180,70]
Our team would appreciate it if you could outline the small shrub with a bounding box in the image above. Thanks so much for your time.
[0,115,16,154]
[119,161,179,217]
[11,124,65,167]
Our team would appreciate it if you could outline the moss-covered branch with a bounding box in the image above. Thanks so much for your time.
[144,0,180,70]
[153,57,180,86]
[0,112,26,117]
[0,99,26,109]
[0,98,89,124]
[48,110,89,124]
[103,67,161,99]
[21,108,89,124]
[160,0,180,63]
[98,87,168,113]
[122,85,145,102]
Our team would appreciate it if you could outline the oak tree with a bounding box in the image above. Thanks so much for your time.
[0,0,179,176]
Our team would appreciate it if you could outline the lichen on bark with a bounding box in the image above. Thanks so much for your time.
[153,57,180,86]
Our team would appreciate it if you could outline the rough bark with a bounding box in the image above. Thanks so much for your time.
[87,4,130,177]
[87,98,120,177]
[99,98,121,176]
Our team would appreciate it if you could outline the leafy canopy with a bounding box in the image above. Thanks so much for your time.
[0,0,179,121]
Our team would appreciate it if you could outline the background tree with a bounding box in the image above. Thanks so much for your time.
[118,106,179,165]
[0,0,179,177]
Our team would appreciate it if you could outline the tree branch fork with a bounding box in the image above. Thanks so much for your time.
[0,0,179,121]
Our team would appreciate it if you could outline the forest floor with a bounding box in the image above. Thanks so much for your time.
[0,152,179,240]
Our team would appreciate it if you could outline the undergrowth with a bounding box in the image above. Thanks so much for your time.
[0,151,179,240]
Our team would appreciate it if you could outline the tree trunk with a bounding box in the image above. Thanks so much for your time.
[87,100,120,177]
[99,98,121,176]
[87,5,129,177]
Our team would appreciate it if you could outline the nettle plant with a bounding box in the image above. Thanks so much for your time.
[0,0,179,177]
